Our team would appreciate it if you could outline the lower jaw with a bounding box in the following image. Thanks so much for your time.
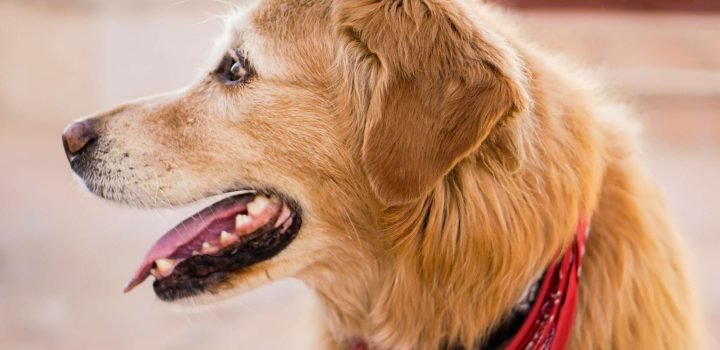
[152,210,302,301]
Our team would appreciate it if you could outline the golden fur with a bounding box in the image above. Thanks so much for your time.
[71,0,702,348]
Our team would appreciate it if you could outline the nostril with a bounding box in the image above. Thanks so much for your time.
[62,120,98,161]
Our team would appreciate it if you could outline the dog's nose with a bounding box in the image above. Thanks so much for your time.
[62,120,98,161]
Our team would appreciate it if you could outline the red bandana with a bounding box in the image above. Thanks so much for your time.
[505,215,589,350]
[350,215,589,350]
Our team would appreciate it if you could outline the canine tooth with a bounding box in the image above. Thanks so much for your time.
[281,217,293,231]
[220,231,234,244]
[201,242,214,254]
[274,205,292,228]
[155,259,176,274]
[247,195,270,216]
[235,214,251,228]
[150,268,159,278]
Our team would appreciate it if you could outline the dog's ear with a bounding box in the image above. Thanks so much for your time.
[335,0,531,205]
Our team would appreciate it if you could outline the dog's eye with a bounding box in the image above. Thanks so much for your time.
[217,51,252,85]
[230,62,244,80]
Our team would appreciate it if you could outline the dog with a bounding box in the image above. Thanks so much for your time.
[62,0,702,348]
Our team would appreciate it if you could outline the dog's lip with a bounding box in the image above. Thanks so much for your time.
[123,191,292,293]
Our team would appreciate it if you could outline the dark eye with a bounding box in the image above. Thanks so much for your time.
[217,51,252,85]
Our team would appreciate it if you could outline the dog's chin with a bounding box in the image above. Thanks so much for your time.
[169,266,293,307]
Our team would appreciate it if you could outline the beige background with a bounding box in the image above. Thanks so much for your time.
[1,1,718,349]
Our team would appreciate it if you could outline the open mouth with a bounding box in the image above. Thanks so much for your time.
[123,191,301,301]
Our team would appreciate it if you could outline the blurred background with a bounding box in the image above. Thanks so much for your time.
[0,0,718,349]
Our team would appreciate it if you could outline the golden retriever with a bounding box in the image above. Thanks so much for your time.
[62,0,702,348]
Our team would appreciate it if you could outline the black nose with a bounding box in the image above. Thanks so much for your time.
[62,120,98,161]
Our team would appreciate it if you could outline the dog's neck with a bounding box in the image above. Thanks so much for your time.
[306,102,605,349]
[307,174,588,348]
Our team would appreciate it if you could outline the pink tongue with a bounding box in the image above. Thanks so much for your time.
[123,193,258,293]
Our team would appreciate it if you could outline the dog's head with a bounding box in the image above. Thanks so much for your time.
[62,0,530,306]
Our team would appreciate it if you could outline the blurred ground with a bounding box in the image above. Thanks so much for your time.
[0,1,718,349]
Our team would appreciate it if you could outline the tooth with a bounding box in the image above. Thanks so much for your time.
[281,217,293,231]
[274,205,292,228]
[150,268,159,278]
[247,194,270,215]
[192,250,200,256]
[235,214,251,228]
[201,242,214,254]
[220,231,234,245]
[155,258,176,275]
